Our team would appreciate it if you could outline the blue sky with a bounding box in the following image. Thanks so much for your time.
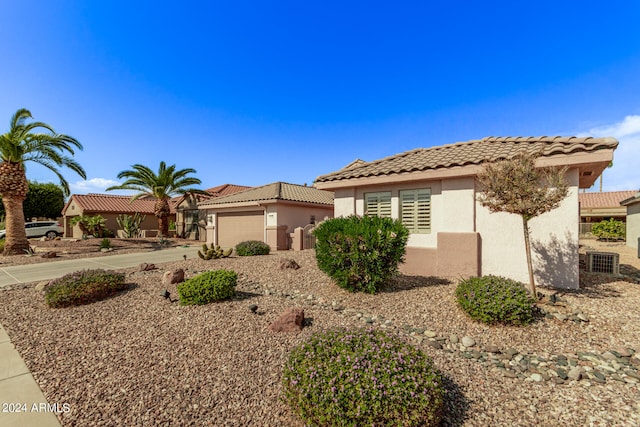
[1,1,639,194]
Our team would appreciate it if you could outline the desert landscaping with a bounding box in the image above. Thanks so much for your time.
[0,238,638,426]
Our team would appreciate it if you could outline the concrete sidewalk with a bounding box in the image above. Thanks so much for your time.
[0,245,201,288]
[0,245,200,426]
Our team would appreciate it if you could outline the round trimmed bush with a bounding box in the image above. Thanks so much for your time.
[177,269,237,305]
[282,328,444,426]
[44,269,127,308]
[235,240,270,256]
[313,215,409,294]
[455,275,535,325]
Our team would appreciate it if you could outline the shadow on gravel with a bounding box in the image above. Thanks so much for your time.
[440,373,470,427]
[383,275,452,293]
[233,290,263,301]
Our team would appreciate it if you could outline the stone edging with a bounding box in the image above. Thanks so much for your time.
[259,286,640,386]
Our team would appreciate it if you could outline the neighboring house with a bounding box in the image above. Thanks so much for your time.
[621,192,640,250]
[198,182,334,250]
[62,194,179,238]
[174,184,251,241]
[579,190,636,235]
[315,136,618,289]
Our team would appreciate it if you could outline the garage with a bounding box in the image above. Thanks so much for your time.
[217,211,264,247]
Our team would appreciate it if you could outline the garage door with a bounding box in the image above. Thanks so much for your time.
[217,211,264,248]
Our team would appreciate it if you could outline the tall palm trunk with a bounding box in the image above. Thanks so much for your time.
[0,162,30,255]
[154,198,171,237]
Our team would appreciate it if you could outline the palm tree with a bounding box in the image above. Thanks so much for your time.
[0,108,86,255]
[106,162,205,236]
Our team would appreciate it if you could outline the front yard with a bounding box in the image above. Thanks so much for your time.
[0,242,638,426]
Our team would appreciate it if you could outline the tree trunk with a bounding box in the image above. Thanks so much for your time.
[154,198,171,237]
[2,196,30,255]
[522,217,537,298]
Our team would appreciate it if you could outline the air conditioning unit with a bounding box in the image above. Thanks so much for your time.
[585,251,620,275]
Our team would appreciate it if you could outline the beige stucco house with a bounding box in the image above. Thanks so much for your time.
[315,136,618,289]
[62,194,179,238]
[174,184,251,241]
[198,182,334,250]
[621,192,640,250]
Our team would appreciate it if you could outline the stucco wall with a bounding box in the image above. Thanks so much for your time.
[476,168,580,289]
[626,202,640,249]
[275,203,334,232]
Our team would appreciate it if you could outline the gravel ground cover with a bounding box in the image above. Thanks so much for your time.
[0,239,639,426]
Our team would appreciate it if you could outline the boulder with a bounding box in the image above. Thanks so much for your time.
[268,308,305,332]
[138,263,156,272]
[35,281,49,292]
[279,259,301,270]
[162,268,185,285]
[40,251,57,259]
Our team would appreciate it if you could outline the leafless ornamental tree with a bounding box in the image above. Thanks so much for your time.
[476,152,569,297]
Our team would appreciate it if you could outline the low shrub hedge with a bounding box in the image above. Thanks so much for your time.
[177,269,237,305]
[44,269,127,308]
[455,275,535,325]
[591,218,625,241]
[282,328,444,426]
[235,240,270,256]
[313,215,409,293]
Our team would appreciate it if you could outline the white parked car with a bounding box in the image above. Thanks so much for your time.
[0,221,64,240]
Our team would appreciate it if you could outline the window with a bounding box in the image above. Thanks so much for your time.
[365,192,391,218]
[400,189,431,233]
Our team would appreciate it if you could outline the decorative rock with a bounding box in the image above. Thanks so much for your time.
[530,373,543,382]
[556,368,568,380]
[40,251,57,258]
[576,313,589,322]
[591,371,606,383]
[427,341,442,350]
[552,313,567,321]
[35,281,49,292]
[503,371,517,378]
[485,345,500,354]
[567,367,583,381]
[461,336,476,347]
[602,351,618,361]
[505,348,519,357]
[268,308,305,332]
[614,347,632,358]
[248,304,258,313]
[162,269,185,285]
[424,330,437,338]
[279,259,301,270]
[449,334,459,344]
[138,263,156,271]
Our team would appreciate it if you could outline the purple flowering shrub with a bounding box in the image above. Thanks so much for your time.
[44,269,127,308]
[282,328,444,426]
[455,275,535,325]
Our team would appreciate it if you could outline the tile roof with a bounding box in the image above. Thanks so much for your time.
[198,182,334,207]
[579,191,638,209]
[315,136,619,183]
[65,194,179,215]
[620,192,640,206]
[183,183,252,203]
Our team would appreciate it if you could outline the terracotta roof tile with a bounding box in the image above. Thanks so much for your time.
[198,182,333,207]
[67,194,179,215]
[579,191,638,209]
[315,136,619,183]
[190,184,252,202]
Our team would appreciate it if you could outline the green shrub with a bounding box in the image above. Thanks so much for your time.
[100,238,111,249]
[44,269,127,308]
[0,239,4,253]
[282,328,444,426]
[591,218,626,241]
[313,215,409,294]
[178,269,237,305]
[455,275,535,325]
[235,240,270,256]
